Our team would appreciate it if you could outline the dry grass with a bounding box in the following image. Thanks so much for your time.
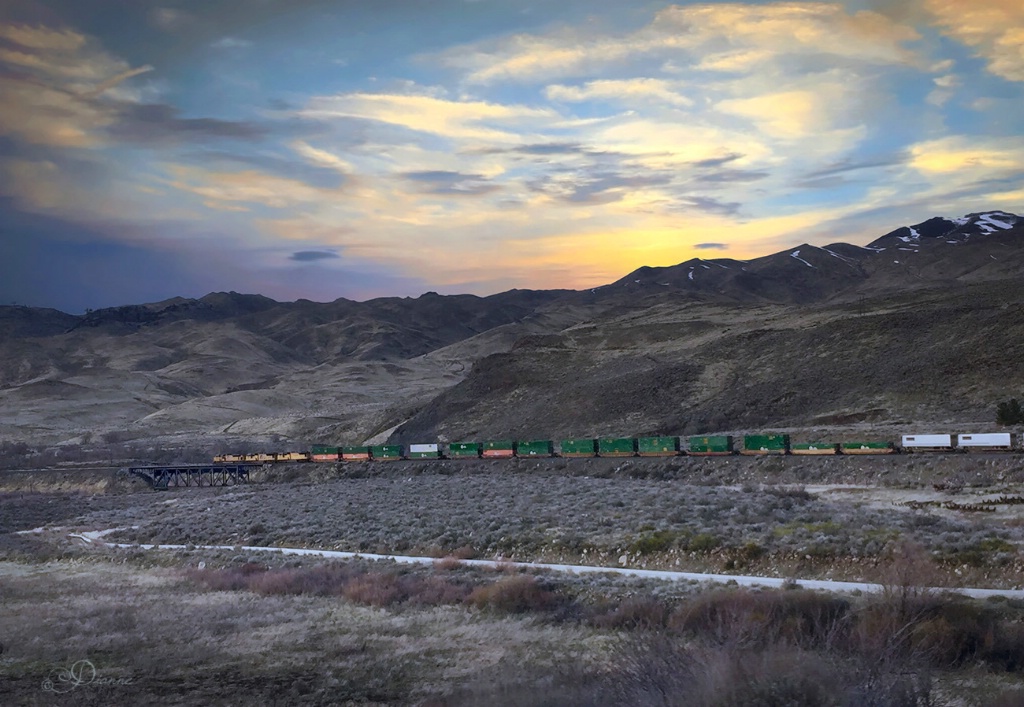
[4,546,1024,705]
[0,557,607,705]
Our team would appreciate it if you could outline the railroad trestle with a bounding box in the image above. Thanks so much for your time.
[127,464,257,489]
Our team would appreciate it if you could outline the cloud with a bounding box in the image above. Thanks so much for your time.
[301,91,556,143]
[926,72,960,106]
[925,0,1024,81]
[150,7,192,32]
[82,65,155,98]
[290,141,355,175]
[545,78,693,106]
[434,2,922,85]
[180,149,345,190]
[692,153,744,168]
[671,196,743,216]
[0,22,259,150]
[511,142,590,155]
[401,170,500,195]
[716,81,865,142]
[165,164,342,211]
[0,24,131,147]
[803,154,907,179]
[908,136,1024,175]
[109,103,266,143]
[694,242,729,250]
[289,250,339,261]
[211,36,252,49]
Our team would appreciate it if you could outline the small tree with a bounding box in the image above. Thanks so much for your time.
[996,398,1023,425]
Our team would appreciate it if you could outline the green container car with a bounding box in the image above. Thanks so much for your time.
[370,444,403,461]
[559,439,597,457]
[516,440,554,457]
[341,445,370,461]
[597,437,637,457]
[790,442,838,455]
[841,441,896,455]
[741,434,790,455]
[448,442,481,459]
[481,440,515,458]
[310,445,339,461]
[687,435,734,455]
[637,436,681,456]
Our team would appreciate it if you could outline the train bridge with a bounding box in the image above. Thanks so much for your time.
[126,463,258,489]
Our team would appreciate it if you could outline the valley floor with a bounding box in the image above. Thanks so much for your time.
[4,455,1024,704]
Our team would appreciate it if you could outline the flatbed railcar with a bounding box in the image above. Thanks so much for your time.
[790,442,839,456]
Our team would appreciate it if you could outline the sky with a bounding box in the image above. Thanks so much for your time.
[0,0,1022,312]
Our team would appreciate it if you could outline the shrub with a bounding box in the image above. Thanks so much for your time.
[996,398,1024,425]
[466,575,560,614]
[669,589,851,649]
[630,530,676,554]
[589,596,670,630]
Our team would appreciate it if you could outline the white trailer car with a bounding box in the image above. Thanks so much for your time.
[901,434,955,451]
[957,433,1015,450]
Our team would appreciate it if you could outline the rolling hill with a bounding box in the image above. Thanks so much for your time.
[1,210,1021,452]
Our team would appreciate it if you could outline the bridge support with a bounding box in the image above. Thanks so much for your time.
[127,464,257,489]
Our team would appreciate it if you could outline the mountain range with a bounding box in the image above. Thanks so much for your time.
[1,210,1021,452]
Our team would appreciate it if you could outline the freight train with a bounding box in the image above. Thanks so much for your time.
[214,432,1020,463]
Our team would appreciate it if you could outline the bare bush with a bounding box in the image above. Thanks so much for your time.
[466,575,561,614]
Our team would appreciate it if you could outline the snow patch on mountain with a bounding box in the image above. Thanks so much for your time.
[822,248,858,267]
[790,250,815,268]
[977,212,1015,233]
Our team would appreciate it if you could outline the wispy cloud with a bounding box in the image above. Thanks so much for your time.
[301,91,556,143]
[290,250,339,261]
[545,78,692,106]
[434,2,922,85]
[211,36,252,49]
[401,170,500,195]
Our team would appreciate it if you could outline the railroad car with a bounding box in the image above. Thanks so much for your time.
[560,439,598,457]
[407,443,441,459]
[636,436,681,457]
[275,451,310,462]
[370,444,403,460]
[687,435,734,456]
[482,440,515,458]
[841,441,896,455]
[790,442,838,456]
[740,434,790,456]
[597,437,636,457]
[448,442,482,459]
[901,434,955,452]
[957,433,1015,451]
[310,445,339,462]
[341,445,371,461]
[515,440,554,457]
